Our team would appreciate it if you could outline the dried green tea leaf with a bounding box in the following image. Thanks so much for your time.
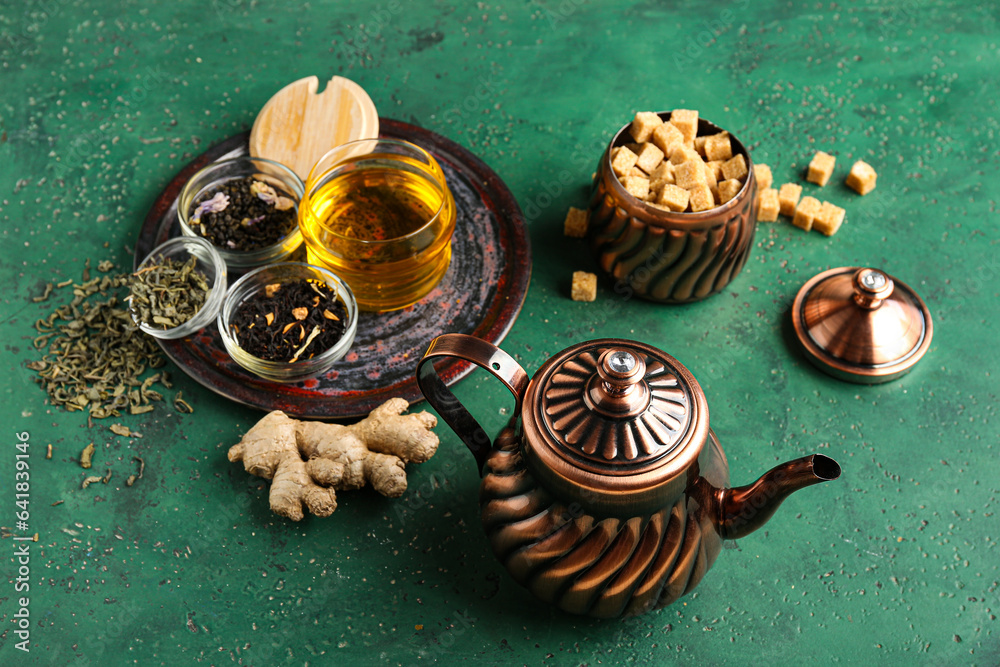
[173,391,193,414]
[80,443,95,469]
[110,424,132,437]
[81,475,103,489]
[33,283,54,302]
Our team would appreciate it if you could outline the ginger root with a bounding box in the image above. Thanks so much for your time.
[228,398,439,521]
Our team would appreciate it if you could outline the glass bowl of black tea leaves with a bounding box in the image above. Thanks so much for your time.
[129,236,228,340]
[218,262,358,383]
[178,156,305,271]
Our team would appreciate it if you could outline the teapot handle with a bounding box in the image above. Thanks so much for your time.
[417,334,529,474]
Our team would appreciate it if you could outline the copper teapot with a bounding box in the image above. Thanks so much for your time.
[417,335,841,618]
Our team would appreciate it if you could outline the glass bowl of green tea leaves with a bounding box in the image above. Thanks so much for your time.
[129,236,228,340]
[178,156,305,271]
[217,262,358,383]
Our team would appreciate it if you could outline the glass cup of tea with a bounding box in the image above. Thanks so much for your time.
[298,139,457,312]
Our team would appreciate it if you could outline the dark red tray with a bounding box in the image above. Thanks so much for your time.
[135,119,530,419]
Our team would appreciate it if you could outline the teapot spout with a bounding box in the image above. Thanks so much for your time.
[716,454,841,541]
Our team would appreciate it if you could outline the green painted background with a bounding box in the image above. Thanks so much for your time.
[1,0,997,664]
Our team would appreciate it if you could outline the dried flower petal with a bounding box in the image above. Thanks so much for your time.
[265,284,282,298]
[191,192,230,223]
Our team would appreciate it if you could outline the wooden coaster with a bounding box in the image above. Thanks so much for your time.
[249,76,379,182]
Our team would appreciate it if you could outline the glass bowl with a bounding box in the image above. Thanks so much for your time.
[218,262,358,383]
[129,236,228,340]
[178,156,305,271]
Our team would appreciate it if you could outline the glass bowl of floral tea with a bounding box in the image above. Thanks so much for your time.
[129,236,228,340]
[178,156,305,271]
[218,262,358,383]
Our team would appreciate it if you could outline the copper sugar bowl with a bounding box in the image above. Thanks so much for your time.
[588,111,758,303]
[417,334,841,618]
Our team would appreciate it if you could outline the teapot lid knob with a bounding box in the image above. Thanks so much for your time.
[590,349,650,418]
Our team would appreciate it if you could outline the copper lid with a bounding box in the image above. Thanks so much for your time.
[791,267,933,384]
[520,339,709,516]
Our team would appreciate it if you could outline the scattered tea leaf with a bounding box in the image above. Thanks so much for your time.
[126,456,145,487]
[81,475,103,489]
[46,444,52,459]
[80,443,95,469]
[102,469,112,484]
[33,283,54,302]
[110,424,132,437]
[174,391,194,414]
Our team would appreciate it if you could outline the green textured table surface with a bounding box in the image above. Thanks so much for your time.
[1,1,997,665]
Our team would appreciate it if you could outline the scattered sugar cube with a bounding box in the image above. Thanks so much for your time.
[649,161,675,190]
[563,207,589,238]
[757,188,780,222]
[634,142,665,174]
[675,159,708,190]
[752,163,772,190]
[611,146,639,178]
[688,184,715,212]
[571,271,597,302]
[807,151,836,187]
[651,122,685,157]
[718,178,743,204]
[814,201,846,236]
[655,184,690,212]
[629,112,663,143]
[670,109,699,145]
[622,173,650,200]
[704,132,733,162]
[721,154,748,181]
[792,196,821,231]
[845,160,877,195]
[778,182,802,217]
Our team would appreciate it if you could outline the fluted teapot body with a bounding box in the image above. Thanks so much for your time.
[417,335,840,618]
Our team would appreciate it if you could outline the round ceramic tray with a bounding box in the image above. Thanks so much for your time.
[135,119,531,419]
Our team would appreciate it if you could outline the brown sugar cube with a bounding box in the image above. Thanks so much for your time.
[629,111,663,143]
[651,122,685,158]
[703,161,719,201]
[718,178,743,204]
[694,135,708,157]
[675,159,708,190]
[807,151,836,187]
[814,201,846,236]
[706,160,725,182]
[571,271,597,302]
[622,173,650,200]
[703,132,733,162]
[721,154,748,181]
[792,196,821,231]
[669,146,702,166]
[655,184,690,212]
[688,184,715,212]
[778,182,802,216]
[845,160,877,195]
[634,142,665,174]
[669,109,699,145]
[752,163,772,190]
[757,188,780,222]
[629,166,647,178]
[563,207,589,238]
[611,146,639,178]
[648,161,675,190]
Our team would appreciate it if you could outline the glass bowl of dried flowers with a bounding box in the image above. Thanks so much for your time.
[217,262,358,383]
[129,236,228,340]
[178,156,305,271]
